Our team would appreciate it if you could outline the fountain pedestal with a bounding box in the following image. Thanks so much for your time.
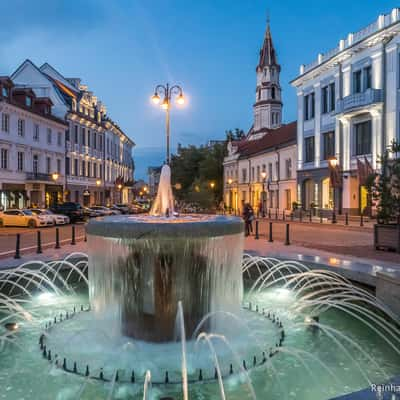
[86,215,244,342]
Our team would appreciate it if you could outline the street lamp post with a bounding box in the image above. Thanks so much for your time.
[151,83,185,165]
[96,180,102,205]
[261,171,267,218]
[227,178,233,214]
[117,183,123,204]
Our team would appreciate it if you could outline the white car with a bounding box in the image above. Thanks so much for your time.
[0,209,53,228]
[31,209,70,225]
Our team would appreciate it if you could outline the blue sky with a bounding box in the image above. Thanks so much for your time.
[0,0,398,179]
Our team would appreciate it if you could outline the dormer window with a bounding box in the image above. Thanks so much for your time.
[25,96,32,107]
[1,87,9,98]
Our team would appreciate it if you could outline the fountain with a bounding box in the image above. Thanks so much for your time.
[87,164,244,341]
[0,166,399,399]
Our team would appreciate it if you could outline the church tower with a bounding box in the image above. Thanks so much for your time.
[252,18,282,138]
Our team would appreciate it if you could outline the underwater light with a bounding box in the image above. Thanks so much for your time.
[4,322,19,331]
[37,292,55,302]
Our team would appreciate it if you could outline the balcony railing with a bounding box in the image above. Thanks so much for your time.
[336,89,383,114]
[26,173,55,182]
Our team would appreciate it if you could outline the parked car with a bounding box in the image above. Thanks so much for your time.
[0,209,53,228]
[51,202,86,223]
[112,204,130,214]
[83,207,101,218]
[90,206,118,216]
[31,209,70,225]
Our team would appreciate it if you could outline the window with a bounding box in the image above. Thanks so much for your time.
[329,82,335,112]
[275,161,279,180]
[1,149,8,169]
[87,130,91,147]
[285,189,291,210]
[353,70,362,93]
[354,121,372,155]
[251,166,254,182]
[18,119,25,136]
[93,163,97,178]
[25,97,32,107]
[256,166,260,182]
[33,155,39,174]
[1,113,9,132]
[47,128,52,144]
[304,136,315,163]
[271,87,276,99]
[33,124,39,141]
[57,159,61,173]
[285,159,292,179]
[65,157,70,175]
[99,135,103,152]
[74,125,78,143]
[241,168,247,183]
[57,131,62,146]
[257,88,261,101]
[17,152,24,171]
[93,132,97,149]
[1,87,9,97]
[88,161,91,177]
[304,93,315,120]
[364,66,372,90]
[268,163,273,180]
[322,86,328,114]
[46,157,51,174]
[74,159,78,176]
[81,160,86,177]
[323,131,335,160]
[81,128,86,145]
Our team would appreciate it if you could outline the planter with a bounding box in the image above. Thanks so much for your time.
[374,223,400,252]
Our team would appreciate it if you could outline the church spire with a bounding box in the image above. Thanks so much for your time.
[257,16,279,71]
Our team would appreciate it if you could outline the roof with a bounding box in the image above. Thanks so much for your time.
[257,20,279,70]
[234,121,297,158]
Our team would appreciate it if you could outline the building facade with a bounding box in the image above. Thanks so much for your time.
[0,77,67,209]
[11,60,135,207]
[223,20,297,215]
[291,8,400,215]
[148,166,161,197]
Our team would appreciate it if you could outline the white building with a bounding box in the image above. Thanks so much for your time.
[223,20,297,215]
[11,60,135,206]
[291,8,400,215]
[0,77,67,209]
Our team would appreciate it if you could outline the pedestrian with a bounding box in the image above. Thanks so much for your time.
[243,203,254,236]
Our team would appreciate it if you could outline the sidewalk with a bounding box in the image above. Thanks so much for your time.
[0,240,88,269]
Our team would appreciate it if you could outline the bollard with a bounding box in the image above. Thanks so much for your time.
[14,233,21,259]
[275,209,278,220]
[255,220,259,240]
[85,365,89,377]
[284,224,290,246]
[63,358,67,370]
[290,212,294,222]
[36,231,42,254]
[165,371,169,384]
[214,368,218,379]
[299,210,303,222]
[198,369,203,381]
[360,212,364,227]
[55,227,60,249]
[229,364,233,374]
[71,225,76,245]
[282,211,285,221]
[320,211,323,224]
[73,362,77,373]
[253,356,257,366]
[332,210,337,224]
[345,213,349,226]
[268,222,273,243]
[309,211,312,223]
[268,209,271,219]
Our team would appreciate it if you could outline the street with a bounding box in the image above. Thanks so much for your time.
[0,223,86,258]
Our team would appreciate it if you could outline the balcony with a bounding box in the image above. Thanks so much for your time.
[336,89,383,114]
[26,173,54,182]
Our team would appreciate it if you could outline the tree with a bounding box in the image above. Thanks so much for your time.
[170,142,227,209]
[367,141,400,224]
[225,128,245,142]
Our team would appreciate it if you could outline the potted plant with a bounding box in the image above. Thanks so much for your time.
[367,141,400,252]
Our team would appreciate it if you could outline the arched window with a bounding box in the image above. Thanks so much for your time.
[257,88,261,100]
[271,87,276,99]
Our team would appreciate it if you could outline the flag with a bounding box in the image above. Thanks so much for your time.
[329,164,342,188]
[357,158,367,186]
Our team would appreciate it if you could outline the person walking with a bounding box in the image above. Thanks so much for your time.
[243,203,254,236]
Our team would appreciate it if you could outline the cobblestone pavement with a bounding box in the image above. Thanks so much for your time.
[249,219,400,265]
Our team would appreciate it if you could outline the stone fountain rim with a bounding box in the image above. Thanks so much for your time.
[86,214,244,238]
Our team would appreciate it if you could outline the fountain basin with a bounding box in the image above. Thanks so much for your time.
[86,215,244,342]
